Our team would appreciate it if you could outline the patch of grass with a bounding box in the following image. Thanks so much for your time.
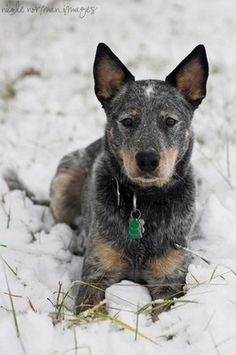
[0,68,41,110]
[69,308,158,346]
[203,310,216,331]
[27,297,36,312]
[32,262,236,350]
[188,264,236,290]
[73,327,78,355]
[61,345,91,355]
[208,264,236,283]
[2,259,26,355]
[74,280,137,308]
[6,207,11,229]
[0,201,12,229]
[209,265,225,282]
[1,79,16,101]
[49,282,73,325]
[49,281,159,344]
[2,257,18,277]
[95,312,159,345]
[138,297,198,315]
[175,243,211,265]
[2,263,20,337]
[196,146,234,189]
[2,257,27,287]
[189,271,200,285]
[135,305,139,341]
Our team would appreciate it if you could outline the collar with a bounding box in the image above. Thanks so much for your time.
[113,176,145,240]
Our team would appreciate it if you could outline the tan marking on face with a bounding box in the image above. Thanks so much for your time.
[159,109,168,118]
[130,109,140,117]
[158,148,178,185]
[119,148,137,177]
[95,241,128,272]
[146,250,186,279]
[185,129,189,143]
[119,147,178,189]
[50,167,86,224]
[160,110,179,122]
[120,109,140,121]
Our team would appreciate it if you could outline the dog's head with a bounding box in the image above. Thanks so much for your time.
[93,43,208,188]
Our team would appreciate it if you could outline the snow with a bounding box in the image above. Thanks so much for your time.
[1,0,236,354]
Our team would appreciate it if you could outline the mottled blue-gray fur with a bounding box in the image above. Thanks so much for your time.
[50,43,208,318]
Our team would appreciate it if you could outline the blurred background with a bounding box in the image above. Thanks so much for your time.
[0,0,236,200]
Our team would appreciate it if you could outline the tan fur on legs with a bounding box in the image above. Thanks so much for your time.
[50,167,86,224]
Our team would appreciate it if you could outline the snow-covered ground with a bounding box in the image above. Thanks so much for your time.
[1,0,236,354]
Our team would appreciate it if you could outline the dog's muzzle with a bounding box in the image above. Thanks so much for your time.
[135,150,159,174]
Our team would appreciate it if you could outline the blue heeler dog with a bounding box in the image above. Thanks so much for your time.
[49,43,208,319]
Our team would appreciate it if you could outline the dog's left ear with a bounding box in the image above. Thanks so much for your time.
[93,43,135,105]
[166,45,208,108]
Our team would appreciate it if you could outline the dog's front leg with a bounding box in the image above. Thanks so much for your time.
[74,239,128,314]
[74,278,107,315]
[147,278,186,321]
[142,249,189,321]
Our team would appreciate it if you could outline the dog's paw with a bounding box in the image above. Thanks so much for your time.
[151,301,171,322]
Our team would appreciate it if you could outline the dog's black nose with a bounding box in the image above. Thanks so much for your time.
[136,150,159,173]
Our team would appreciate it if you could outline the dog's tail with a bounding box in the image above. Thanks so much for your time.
[3,169,50,207]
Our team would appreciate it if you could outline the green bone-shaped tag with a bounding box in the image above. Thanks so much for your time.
[128,218,143,240]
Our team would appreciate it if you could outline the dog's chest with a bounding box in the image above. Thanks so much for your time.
[93,172,194,267]
[114,210,168,265]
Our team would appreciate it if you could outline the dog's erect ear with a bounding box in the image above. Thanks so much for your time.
[93,43,135,104]
[166,45,208,108]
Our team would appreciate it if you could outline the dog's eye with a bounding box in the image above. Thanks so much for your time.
[165,117,177,127]
[121,117,133,127]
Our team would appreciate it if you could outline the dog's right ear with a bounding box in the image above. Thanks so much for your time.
[93,43,135,104]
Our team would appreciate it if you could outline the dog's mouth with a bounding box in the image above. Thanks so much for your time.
[132,173,159,182]
[119,148,179,188]
[128,174,171,188]
[124,165,174,188]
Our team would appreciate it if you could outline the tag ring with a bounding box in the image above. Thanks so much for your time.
[130,209,141,219]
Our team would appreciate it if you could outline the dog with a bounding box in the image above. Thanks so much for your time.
[50,43,209,319]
